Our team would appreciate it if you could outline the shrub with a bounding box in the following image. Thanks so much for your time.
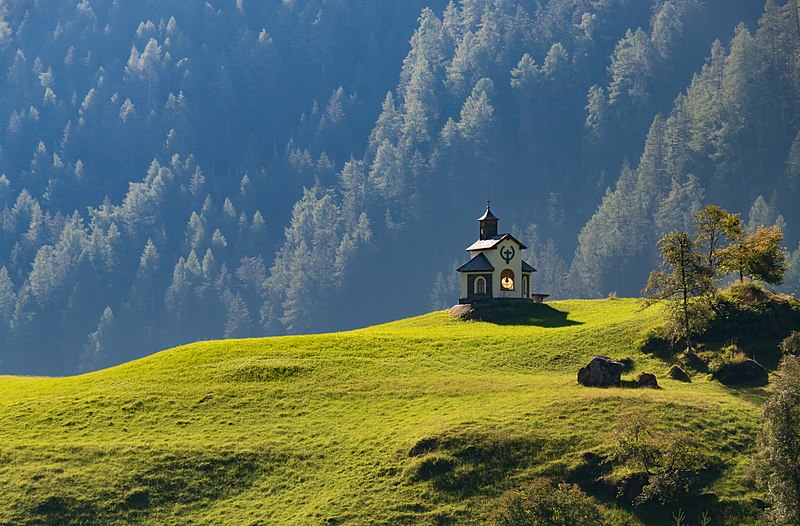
[491,478,605,526]
[610,413,708,505]
[723,281,771,307]
[708,345,748,377]
[754,355,800,525]
[779,331,800,356]
[709,344,767,384]
[662,298,714,347]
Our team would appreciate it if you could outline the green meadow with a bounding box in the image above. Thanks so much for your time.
[0,299,773,524]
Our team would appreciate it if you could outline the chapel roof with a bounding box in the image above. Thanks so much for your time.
[521,260,537,273]
[466,233,527,252]
[478,206,499,221]
[456,253,495,273]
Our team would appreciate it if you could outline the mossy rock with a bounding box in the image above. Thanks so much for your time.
[668,365,691,382]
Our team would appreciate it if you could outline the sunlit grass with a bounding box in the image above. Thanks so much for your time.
[0,299,769,525]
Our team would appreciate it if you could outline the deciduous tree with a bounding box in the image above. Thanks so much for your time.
[693,205,743,278]
[644,230,712,347]
[721,225,788,284]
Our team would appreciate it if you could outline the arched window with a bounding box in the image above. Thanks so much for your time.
[501,269,515,291]
[474,276,486,295]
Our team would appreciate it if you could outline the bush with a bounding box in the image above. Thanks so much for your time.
[723,281,771,307]
[709,344,767,384]
[662,298,714,346]
[779,331,800,356]
[610,414,708,505]
[754,355,800,525]
[491,478,605,526]
[708,345,748,376]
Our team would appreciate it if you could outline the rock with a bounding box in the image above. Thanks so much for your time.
[668,365,691,382]
[715,358,767,384]
[736,358,767,380]
[577,356,623,387]
[635,372,659,388]
[448,304,473,319]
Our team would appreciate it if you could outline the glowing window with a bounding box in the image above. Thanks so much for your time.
[474,276,486,295]
[501,269,514,291]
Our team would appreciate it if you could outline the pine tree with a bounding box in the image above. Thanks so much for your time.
[325,86,345,125]
[368,93,403,153]
[584,85,607,138]
[458,78,495,148]
[223,289,252,338]
[0,267,15,348]
[369,139,402,202]
[654,175,704,237]
[781,243,800,295]
[81,306,114,372]
[429,271,449,311]
[608,28,653,109]
[786,130,800,190]
[164,257,190,341]
[747,195,772,232]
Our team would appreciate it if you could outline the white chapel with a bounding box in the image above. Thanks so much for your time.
[457,204,545,303]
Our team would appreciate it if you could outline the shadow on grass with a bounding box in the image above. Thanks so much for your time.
[475,303,583,328]
[409,429,575,498]
[565,452,756,526]
[21,447,270,525]
[721,385,771,405]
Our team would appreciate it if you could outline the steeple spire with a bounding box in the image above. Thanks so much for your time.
[478,202,499,240]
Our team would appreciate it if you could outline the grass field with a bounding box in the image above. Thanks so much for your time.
[0,299,774,525]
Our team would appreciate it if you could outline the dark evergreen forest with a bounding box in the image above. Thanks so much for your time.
[0,0,797,375]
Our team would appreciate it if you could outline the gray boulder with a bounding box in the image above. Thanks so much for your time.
[577,356,623,387]
[448,304,473,319]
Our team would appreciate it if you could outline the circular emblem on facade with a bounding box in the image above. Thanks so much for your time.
[500,245,515,264]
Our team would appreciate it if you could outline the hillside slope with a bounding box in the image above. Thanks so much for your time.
[0,299,770,525]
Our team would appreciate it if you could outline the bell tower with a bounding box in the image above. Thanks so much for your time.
[478,201,499,240]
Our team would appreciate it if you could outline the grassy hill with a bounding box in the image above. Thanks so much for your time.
[0,299,777,525]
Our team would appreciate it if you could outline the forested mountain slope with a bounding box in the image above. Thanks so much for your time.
[0,0,448,373]
[0,0,796,374]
